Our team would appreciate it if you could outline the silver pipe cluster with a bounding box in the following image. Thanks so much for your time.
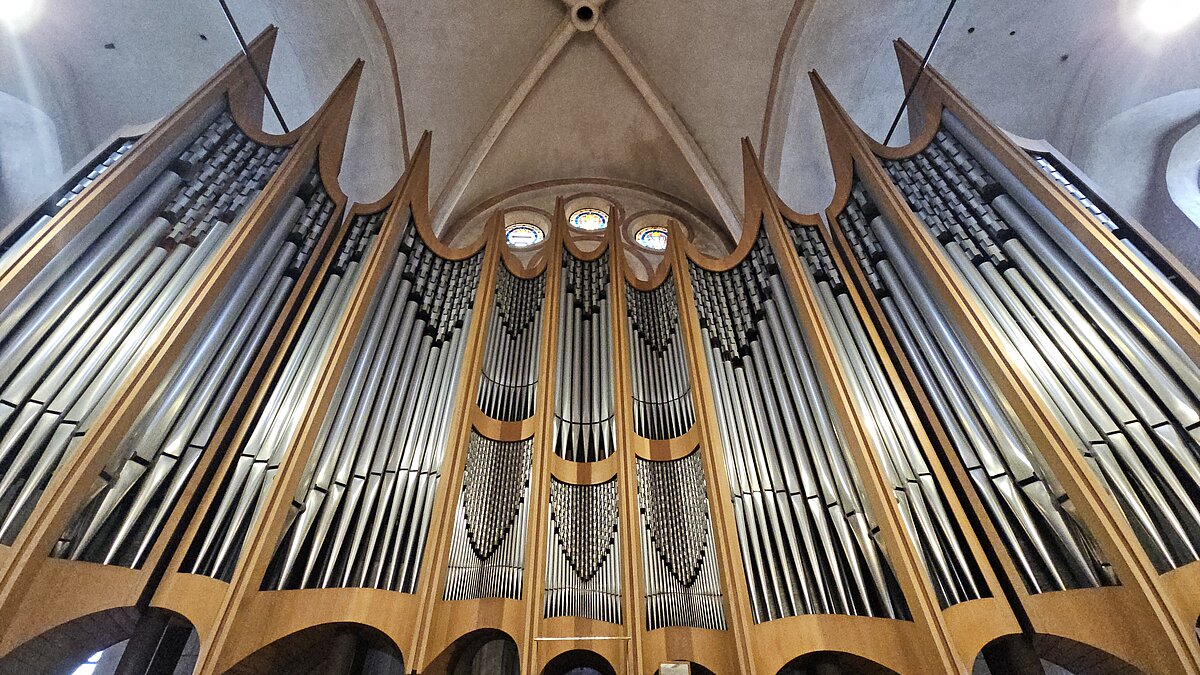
[788,223,985,607]
[688,231,909,623]
[0,137,138,267]
[261,225,482,592]
[0,110,289,545]
[836,179,1115,592]
[477,266,545,421]
[554,251,615,462]
[444,431,533,601]
[625,275,695,440]
[51,168,336,568]
[635,450,724,630]
[181,209,385,580]
[544,477,622,623]
[1029,152,1200,321]
[884,121,1200,574]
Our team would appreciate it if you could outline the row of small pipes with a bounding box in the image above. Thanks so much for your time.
[0,109,288,546]
[477,267,545,422]
[445,433,532,601]
[543,477,623,623]
[625,276,695,440]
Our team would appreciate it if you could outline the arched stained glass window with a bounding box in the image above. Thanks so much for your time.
[569,208,608,231]
[505,222,545,248]
[635,226,669,251]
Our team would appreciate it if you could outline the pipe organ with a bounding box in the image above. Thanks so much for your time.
[4,31,1200,675]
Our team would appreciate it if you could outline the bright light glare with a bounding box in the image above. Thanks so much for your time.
[0,0,41,30]
[1138,0,1200,33]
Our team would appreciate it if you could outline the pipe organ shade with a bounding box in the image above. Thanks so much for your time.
[635,450,724,630]
[689,231,910,623]
[260,219,481,592]
[477,265,546,421]
[10,36,1200,675]
[0,107,289,545]
[554,250,616,462]
[626,275,695,440]
[544,477,623,623]
[444,432,533,601]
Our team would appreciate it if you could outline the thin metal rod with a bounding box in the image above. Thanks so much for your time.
[883,0,957,145]
[217,0,290,133]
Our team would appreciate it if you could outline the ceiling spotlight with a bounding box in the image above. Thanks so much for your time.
[0,0,41,30]
[1138,0,1200,33]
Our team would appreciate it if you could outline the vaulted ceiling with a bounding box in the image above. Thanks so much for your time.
[3,0,1197,249]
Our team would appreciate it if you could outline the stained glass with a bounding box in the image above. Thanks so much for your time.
[635,225,669,251]
[569,208,608,231]
[505,223,545,248]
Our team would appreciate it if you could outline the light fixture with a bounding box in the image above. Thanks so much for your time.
[1138,0,1200,33]
[0,0,42,30]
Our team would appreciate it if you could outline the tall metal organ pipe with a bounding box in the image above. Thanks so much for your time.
[0,109,289,544]
[544,477,623,623]
[625,275,695,440]
[477,265,545,422]
[834,179,1115,592]
[182,209,386,581]
[53,167,337,567]
[689,230,910,623]
[788,222,986,607]
[635,450,724,630]
[444,431,533,601]
[880,117,1200,573]
[261,221,482,592]
[554,250,616,462]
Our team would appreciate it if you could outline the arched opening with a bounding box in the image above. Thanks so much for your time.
[0,607,199,675]
[224,623,403,675]
[972,634,1145,675]
[775,651,900,675]
[422,629,519,675]
[541,649,618,675]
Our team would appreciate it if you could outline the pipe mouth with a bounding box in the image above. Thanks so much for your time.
[571,2,598,30]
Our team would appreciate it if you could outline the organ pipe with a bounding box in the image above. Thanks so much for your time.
[635,450,724,630]
[0,108,289,544]
[444,431,533,601]
[625,275,695,440]
[477,265,546,421]
[543,477,623,623]
[882,118,1200,574]
[689,228,910,623]
[554,250,616,462]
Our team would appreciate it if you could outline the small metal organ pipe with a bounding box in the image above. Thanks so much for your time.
[477,266,545,421]
[688,230,910,623]
[788,223,986,607]
[544,477,622,623]
[181,209,386,581]
[53,167,337,567]
[260,221,481,592]
[635,450,724,630]
[835,180,1116,592]
[554,250,615,462]
[880,117,1200,574]
[0,109,289,544]
[625,275,695,440]
[444,431,533,601]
